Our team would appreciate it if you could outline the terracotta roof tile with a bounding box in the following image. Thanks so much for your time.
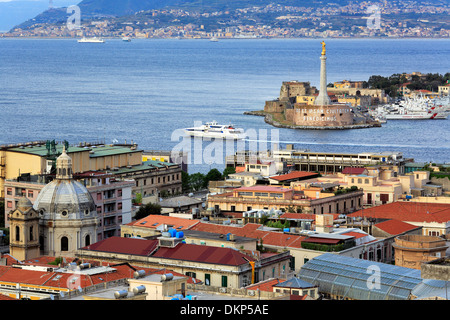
[246,278,283,292]
[191,222,306,248]
[235,186,292,193]
[348,201,450,223]
[126,214,200,230]
[81,236,159,256]
[374,219,420,236]
[270,171,319,181]
[342,167,367,175]
[151,243,255,266]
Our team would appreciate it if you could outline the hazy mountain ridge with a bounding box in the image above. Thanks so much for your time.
[10,0,450,33]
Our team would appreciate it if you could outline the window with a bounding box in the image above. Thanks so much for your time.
[27,190,33,198]
[254,192,269,197]
[6,188,12,195]
[15,226,20,241]
[61,237,69,251]
[272,193,283,198]
[29,226,34,241]
[85,235,91,246]
[205,274,211,286]
[7,201,12,208]
[118,202,122,210]
[365,179,369,184]
[221,275,228,287]
[118,189,122,197]
[97,193,102,201]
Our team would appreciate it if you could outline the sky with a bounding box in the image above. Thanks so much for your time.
[0,0,76,31]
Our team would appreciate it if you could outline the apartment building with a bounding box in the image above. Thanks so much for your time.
[226,145,410,175]
[0,141,182,199]
[207,184,363,216]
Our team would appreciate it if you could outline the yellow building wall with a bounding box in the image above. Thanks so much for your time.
[69,150,90,173]
[1,152,43,198]
[5,152,43,178]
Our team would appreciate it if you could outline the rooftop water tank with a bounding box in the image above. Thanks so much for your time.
[114,290,128,299]
[169,228,177,237]
[133,270,146,279]
[176,231,184,239]
[79,263,91,269]
[133,285,146,295]
[161,273,173,281]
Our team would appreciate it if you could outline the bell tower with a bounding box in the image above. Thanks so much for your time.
[9,197,40,261]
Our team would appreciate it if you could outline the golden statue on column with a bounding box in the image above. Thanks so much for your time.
[321,41,326,55]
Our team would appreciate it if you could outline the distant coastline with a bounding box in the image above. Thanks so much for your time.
[1,35,450,40]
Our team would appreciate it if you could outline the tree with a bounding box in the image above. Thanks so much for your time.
[205,168,222,183]
[133,193,142,205]
[181,171,190,193]
[222,166,236,179]
[189,172,206,191]
[135,202,162,220]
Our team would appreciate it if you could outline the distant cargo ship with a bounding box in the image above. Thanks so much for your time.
[184,121,245,139]
[78,37,105,43]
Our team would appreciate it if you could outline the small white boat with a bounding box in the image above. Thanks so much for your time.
[210,37,219,42]
[78,37,105,43]
[122,37,131,42]
[184,121,245,139]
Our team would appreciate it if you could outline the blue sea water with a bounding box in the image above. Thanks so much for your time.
[0,38,449,173]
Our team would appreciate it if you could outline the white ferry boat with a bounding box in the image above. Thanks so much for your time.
[78,37,105,43]
[184,121,245,139]
[122,37,131,42]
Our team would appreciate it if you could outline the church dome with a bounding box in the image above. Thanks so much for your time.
[17,197,33,212]
[33,148,96,219]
